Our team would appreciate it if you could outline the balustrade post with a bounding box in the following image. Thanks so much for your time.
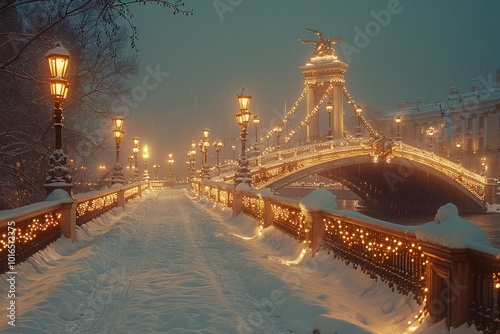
[117,187,125,209]
[233,188,243,217]
[421,245,474,329]
[261,196,273,228]
[60,201,76,242]
[301,208,325,256]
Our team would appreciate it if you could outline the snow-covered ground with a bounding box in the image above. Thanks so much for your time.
[0,188,482,333]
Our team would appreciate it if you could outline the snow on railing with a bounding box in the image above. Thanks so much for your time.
[0,182,148,274]
[196,179,500,331]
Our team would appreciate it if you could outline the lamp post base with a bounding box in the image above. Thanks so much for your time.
[44,149,74,198]
[111,164,125,184]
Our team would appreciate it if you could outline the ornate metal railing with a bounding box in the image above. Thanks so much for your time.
[194,179,500,330]
[0,182,147,274]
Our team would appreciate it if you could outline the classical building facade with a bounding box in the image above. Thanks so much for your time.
[376,71,500,179]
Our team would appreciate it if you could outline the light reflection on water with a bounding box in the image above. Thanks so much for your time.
[337,199,500,248]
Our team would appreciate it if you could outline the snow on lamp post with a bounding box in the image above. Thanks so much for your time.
[44,42,73,197]
[253,115,260,155]
[142,144,150,180]
[111,116,125,185]
[201,129,210,179]
[132,137,140,181]
[326,101,333,140]
[235,90,252,186]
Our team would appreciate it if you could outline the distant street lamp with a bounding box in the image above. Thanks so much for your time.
[481,156,487,176]
[128,155,134,180]
[456,141,461,165]
[201,129,210,179]
[427,127,435,152]
[235,90,252,186]
[188,141,196,179]
[394,114,401,141]
[44,42,73,196]
[132,137,140,181]
[253,115,260,154]
[168,152,174,180]
[273,125,282,149]
[153,164,160,180]
[142,144,149,180]
[355,107,363,137]
[231,145,236,161]
[326,101,333,139]
[111,116,125,184]
[213,139,223,165]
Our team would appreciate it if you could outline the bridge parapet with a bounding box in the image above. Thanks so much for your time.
[195,179,500,331]
[0,182,149,274]
[394,144,488,203]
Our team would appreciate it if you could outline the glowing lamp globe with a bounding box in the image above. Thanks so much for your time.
[49,77,69,100]
[237,93,251,112]
[113,116,125,131]
[45,42,70,79]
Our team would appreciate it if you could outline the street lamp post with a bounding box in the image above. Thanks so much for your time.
[355,107,363,137]
[326,101,333,140]
[427,127,435,152]
[111,116,125,185]
[132,137,140,181]
[273,125,282,149]
[456,141,461,165]
[235,90,252,186]
[201,129,210,179]
[128,155,134,180]
[231,145,236,161]
[394,114,401,141]
[142,144,149,180]
[213,139,223,166]
[44,42,73,197]
[189,141,196,179]
[168,152,174,180]
[481,156,487,176]
[153,164,160,180]
[253,115,260,154]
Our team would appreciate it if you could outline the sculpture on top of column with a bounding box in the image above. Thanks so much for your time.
[298,28,343,58]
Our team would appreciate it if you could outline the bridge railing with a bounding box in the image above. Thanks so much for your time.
[0,182,149,274]
[195,179,500,331]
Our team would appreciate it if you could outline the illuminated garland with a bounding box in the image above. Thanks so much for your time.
[282,82,335,146]
[342,86,378,137]
[259,85,309,146]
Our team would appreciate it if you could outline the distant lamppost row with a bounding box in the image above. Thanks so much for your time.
[168,152,174,180]
[355,107,363,137]
[201,129,210,179]
[153,164,160,180]
[253,115,260,154]
[44,42,73,196]
[326,101,333,139]
[142,144,150,180]
[132,137,140,181]
[235,90,252,186]
[394,114,401,141]
[111,116,125,184]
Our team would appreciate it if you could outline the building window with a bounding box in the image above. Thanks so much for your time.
[478,116,484,129]
[467,117,472,130]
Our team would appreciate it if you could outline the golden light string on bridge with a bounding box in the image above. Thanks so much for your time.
[283,82,335,144]
[259,85,310,145]
[342,86,378,137]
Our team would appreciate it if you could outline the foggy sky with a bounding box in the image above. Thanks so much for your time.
[102,0,500,179]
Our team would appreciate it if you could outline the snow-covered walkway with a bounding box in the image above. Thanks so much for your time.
[0,189,480,333]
